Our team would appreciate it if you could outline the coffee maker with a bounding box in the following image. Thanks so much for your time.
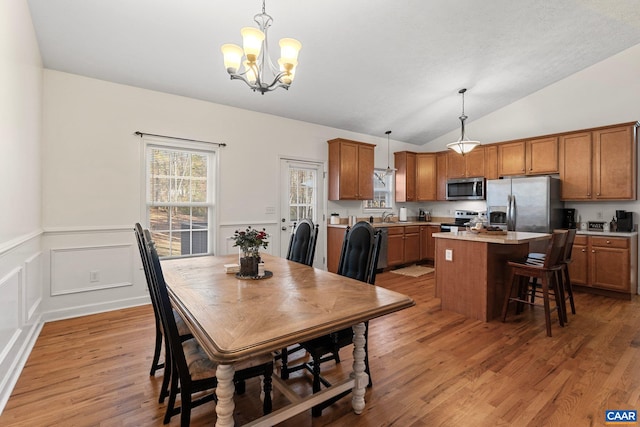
[616,210,634,232]
[561,208,577,229]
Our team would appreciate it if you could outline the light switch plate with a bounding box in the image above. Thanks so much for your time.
[445,249,453,261]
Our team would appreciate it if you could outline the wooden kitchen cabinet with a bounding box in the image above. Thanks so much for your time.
[420,225,439,261]
[394,151,416,202]
[327,226,347,273]
[386,227,405,267]
[526,136,558,174]
[498,141,526,176]
[416,153,437,201]
[446,147,485,178]
[328,138,375,200]
[560,123,637,200]
[569,234,637,299]
[403,226,421,264]
[436,152,448,201]
[484,145,498,180]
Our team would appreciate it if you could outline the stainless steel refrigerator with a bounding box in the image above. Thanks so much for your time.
[486,176,564,232]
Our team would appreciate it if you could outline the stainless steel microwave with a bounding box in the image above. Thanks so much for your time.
[446,177,486,200]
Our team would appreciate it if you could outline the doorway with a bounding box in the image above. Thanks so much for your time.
[279,158,325,269]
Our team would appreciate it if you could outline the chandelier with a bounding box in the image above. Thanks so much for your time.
[221,0,302,94]
[447,88,480,155]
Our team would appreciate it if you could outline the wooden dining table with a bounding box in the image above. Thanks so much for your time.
[161,253,415,427]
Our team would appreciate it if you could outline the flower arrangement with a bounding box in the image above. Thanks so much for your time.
[232,226,269,257]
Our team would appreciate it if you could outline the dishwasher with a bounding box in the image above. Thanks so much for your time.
[376,227,388,270]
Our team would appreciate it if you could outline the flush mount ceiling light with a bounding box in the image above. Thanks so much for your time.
[221,0,302,94]
[447,88,480,155]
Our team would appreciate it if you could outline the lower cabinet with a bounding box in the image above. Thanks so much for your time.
[403,226,421,264]
[569,234,638,299]
[327,226,347,273]
[420,225,439,261]
[387,227,405,267]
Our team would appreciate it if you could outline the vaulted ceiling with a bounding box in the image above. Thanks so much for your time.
[27,0,640,145]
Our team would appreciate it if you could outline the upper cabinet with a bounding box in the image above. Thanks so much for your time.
[436,152,448,201]
[484,145,499,180]
[328,138,375,200]
[395,151,437,202]
[559,123,638,201]
[416,153,437,201]
[394,151,417,202]
[446,147,485,178]
[498,137,558,176]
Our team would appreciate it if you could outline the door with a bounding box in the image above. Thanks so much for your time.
[486,178,512,228]
[279,158,325,268]
[511,176,551,232]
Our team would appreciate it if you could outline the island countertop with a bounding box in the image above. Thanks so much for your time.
[433,231,550,245]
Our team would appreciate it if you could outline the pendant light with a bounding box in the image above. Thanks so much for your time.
[447,88,480,155]
[383,130,396,177]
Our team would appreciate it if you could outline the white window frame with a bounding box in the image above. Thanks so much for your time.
[363,168,395,211]
[141,135,219,258]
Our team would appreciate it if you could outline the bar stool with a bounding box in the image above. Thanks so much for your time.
[502,230,567,337]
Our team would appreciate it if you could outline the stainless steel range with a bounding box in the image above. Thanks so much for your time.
[440,210,478,232]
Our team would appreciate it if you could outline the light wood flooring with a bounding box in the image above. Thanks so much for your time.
[2,271,640,426]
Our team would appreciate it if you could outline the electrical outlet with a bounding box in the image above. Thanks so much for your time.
[445,249,453,261]
[90,270,100,283]
[265,206,276,214]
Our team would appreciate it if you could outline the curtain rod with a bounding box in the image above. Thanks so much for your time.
[134,131,227,147]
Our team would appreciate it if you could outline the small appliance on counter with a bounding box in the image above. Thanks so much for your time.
[616,210,634,232]
[562,208,577,229]
[418,208,431,222]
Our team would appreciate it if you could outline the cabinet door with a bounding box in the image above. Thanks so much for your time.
[465,147,485,177]
[327,227,347,273]
[568,240,588,286]
[436,152,448,201]
[394,152,416,202]
[484,145,498,180]
[403,227,420,264]
[590,246,630,292]
[337,141,359,199]
[416,153,437,201]
[526,136,558,175]
[498,141,526,176]
[559,132,592,200]
[357,144,375,200]
[387,228,405,267]
[593,125,636,200]
[446,151,466,178]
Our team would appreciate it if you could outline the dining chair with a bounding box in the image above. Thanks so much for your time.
[134,223,193,403]
[143,231,274,426]
[281,221,381,417]
[502,230,567,337]
[285,219,319,267]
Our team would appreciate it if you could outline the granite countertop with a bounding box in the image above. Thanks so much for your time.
[328,220,442,229]
[432,231,551,244]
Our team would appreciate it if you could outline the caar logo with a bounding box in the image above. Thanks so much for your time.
[606,410,637,424]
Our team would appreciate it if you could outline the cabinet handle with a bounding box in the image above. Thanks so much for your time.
[592,249,596,253]
[596,193,600,196]
[606,240,611,244]
[581,248,586,252]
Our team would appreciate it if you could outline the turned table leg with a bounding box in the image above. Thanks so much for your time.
[351,322,368,415]
[215,364,236,427]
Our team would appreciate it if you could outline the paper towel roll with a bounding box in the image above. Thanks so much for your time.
[399,207,407,222]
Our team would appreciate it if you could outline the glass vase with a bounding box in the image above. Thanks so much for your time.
[239,247,260,277]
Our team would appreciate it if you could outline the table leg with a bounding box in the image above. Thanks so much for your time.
[215,364,236,427]
[351,322,368,415]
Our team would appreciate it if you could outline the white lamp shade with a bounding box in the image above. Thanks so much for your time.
[447,140,480,155]
[221,44,244,74]
[241,27,265,62]
[279,38,302,64]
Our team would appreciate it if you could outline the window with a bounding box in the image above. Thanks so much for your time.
[363,169,394,210]
[144,137,216,257]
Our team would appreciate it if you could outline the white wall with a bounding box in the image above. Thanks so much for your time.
[0,0,43,413]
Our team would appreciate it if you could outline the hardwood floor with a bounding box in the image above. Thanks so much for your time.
[2,271,640,426]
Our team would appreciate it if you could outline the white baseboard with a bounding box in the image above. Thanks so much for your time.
[42,295,151,323]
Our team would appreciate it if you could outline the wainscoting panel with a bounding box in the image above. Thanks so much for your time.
[50,244,133,296]
[24,252,42,323]
[0,268,22,366]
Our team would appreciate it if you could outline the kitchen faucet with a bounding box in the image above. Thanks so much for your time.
[381,211,395,223]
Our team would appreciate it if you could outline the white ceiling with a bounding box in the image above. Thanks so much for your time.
[26,0,640,145]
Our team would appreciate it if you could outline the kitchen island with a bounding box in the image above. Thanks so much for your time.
[433,231,551,322]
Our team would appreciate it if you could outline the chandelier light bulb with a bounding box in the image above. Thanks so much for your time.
[221,44,244,74]
[240,27,265,63]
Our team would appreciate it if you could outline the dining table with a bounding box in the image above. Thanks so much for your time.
[161,253,415,427]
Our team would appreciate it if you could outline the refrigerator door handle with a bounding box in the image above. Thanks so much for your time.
[506,195,512,230]
[511,195,517,231]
